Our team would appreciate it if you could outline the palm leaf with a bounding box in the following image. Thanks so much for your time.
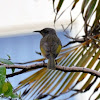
[14,0,100,99]
[15,34,100,99]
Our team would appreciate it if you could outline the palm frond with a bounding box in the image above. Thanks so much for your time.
[15,0,100,99]
[15,34,100,99]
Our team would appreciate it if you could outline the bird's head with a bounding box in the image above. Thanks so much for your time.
[34,28,56,37]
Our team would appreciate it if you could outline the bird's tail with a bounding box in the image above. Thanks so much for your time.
[47,56,56,70]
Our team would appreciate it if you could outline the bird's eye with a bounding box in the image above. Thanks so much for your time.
[42,29,49,33]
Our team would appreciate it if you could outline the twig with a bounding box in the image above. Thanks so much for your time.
[61,24,85,48]
[4,63,100,77]
[62,39,84,48]
[6,69,27,78]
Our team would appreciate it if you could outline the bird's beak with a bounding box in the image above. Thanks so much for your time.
[33,30,41,33]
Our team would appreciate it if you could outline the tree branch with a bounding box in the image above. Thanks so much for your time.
[4,63,100,77]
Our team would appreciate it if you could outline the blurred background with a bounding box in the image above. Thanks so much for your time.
[0,0,86,100]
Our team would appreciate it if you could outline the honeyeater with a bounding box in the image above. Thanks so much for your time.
[34,28,62,70]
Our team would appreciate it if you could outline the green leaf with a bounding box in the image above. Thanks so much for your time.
[72,0,80,9]
[0,75,6,84]
[0,58,13,65]
[0,66,6,75]
[53,0,55,11]
[81,0,89,14]
[3,81,17,98]
[0,58,14,73]
[91,0,100,32]
[2,82,8,93]
[57,0,64,13]
[85,0,97,22]
[7,54,11,60]
[0,75,6,94]
[18,91,22,99]
[96,94,100,100]
[11,68,15,73]
[1,81,18,98]
[3,82,12,96]
[0,67,6,85]
[10,93,18,98]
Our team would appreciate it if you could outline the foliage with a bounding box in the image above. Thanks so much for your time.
[0,65,17,99]
[14,35,100,100]
[0,58,15,73]
[14,0,99,99]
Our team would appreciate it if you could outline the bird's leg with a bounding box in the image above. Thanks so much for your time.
[43,59,47,68]
[55,59,58,65]
[43,60,45,64]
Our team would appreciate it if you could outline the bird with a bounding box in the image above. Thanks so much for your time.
[34,28,62,70]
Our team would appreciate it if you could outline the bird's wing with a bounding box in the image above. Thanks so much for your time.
[40,35,62,58]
